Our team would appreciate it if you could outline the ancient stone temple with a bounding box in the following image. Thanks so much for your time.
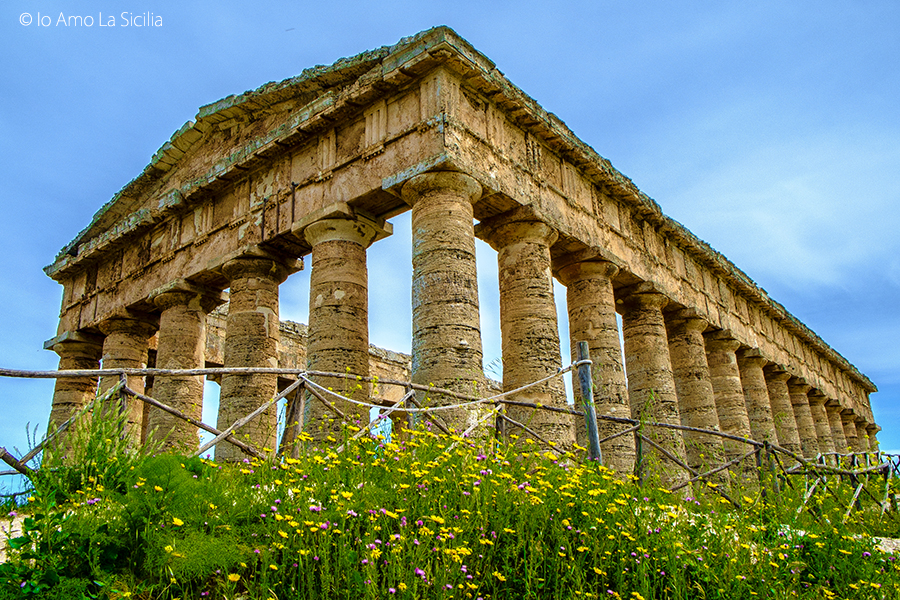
[43,27,878,467]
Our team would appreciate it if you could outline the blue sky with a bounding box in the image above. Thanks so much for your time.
[1,1,897,478]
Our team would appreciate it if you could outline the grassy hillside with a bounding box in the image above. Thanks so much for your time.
[1,410,898,599]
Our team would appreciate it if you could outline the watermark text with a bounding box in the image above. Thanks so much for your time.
[19,12,162,28]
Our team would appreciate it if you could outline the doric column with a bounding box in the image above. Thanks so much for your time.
[807,390,836,457]
[148,282,225,452]
[402,172,485,432]
[825,401,848,454]
[44,332,103,458]
[302,216,382,441]
[840,409,861,453]
[217,254,294,461]
[98,315,157,442]
[855,418,871,452]
[555,257,634,472]
[665,314,724,474]
[787,378,819,460]
[866,424,880,452]
[736,350,778,444]
[477,212,573,448]
[763,366,801,456]
[705,332,754,476]
[620,290,688,487]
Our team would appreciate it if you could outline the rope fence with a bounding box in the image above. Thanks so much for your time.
[0,348,896,521]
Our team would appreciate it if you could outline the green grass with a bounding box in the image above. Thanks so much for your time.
[2,411,899,599]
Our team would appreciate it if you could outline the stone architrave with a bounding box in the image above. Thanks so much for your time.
[620,291,688,488]
[787,378,819,460]
[556,257,634,472]
[301,215,381,441]
[44,333,104,459]
[99,315,158,442]
[825,401,849,454]
[401,172,486,432]
[217,254,294,461]
[763,366,802,456]
[477,211,573,449]
[736,351,778,445]
[665,314,724,475]
[840,410,861,453]
[148,282,225,452]
[807,390,836,458]
[704,332,755,478]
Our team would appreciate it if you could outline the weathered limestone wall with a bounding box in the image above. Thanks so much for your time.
[44,27,878,467]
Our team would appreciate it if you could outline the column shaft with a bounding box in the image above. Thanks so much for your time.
[736,353,778,444]
[855,421,870,452]
[787,379,819,460]
[402,172,485,433]
[705,334,754,481]
[46,337,103,460]
[479,217,572,448]
[840,411,861,453]
[218,256,291,461]
[825,403,848,454]
[866,425,880,452]
[666,317,724,474]
[763,367,801,456]
[621,292,688,488]
[808,392,836,457]
[150,287,221,452]
[99,316,157,442]
[303,217,378,442]
[557,260,634,472]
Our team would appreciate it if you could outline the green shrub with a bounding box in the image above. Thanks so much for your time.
[2,423,898,599]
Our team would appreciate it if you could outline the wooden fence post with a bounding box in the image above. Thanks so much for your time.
[576,342,602,463]
[634,426,644,486]
[756,447,767,501]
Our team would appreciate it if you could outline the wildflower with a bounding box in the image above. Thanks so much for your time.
[154,486,163,492]
[228,573,241,582]
[172,517,184,526]
[493,571,506,582]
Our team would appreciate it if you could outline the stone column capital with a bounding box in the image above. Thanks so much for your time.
[44,331,104,359]
[620,291,669,311]
[304,217,379,249]
[763,365,791,383]
[667,316,709,335]
[477,217,558,252]
[222,255,293,285]
[555,259,619,287]
[150,280,227,314]
[807,390,828,406]
[866,424,881,435]
[787,377,812,395]
[736,352,767,369]
[98,314,158,338]
[400,171,482,205]
[703,332,741,353]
